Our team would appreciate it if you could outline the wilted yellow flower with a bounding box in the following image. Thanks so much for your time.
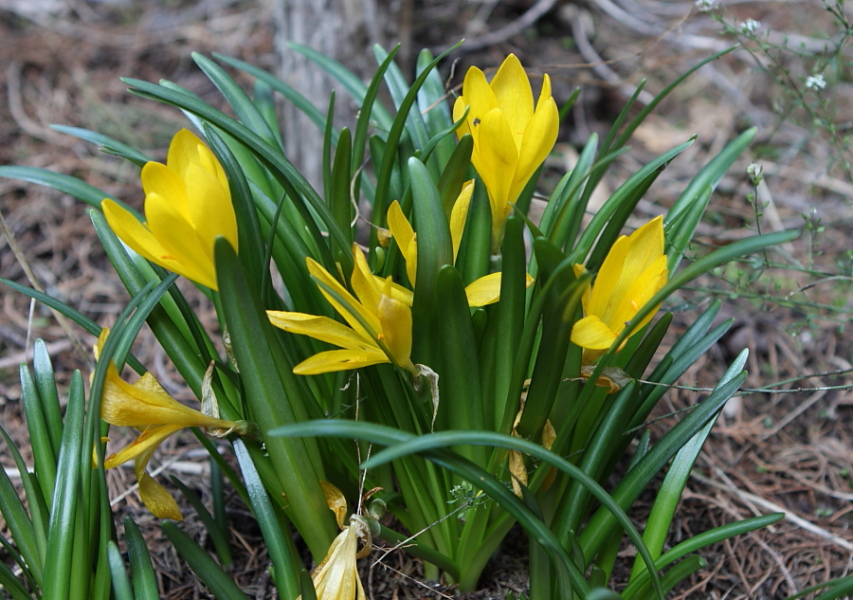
[300,483,370,600]
[97,331,251,519]
[453,54,559,253]
[101,129,237,290]
[267,244,417,376]
[385,182,533,307]
[571,216,668,357]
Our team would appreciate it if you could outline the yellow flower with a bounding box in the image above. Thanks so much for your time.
[571,216,668,356]
[267,244,417,376]
[453,54,559,253]
[97,330,250,519]
[385,181,533,306]
[101,129,237,290]
[300,483,370,600]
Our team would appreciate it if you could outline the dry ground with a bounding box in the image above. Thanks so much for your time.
[1,1,851,598]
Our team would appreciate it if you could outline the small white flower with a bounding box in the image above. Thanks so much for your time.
[739,19,761,34]
[747,163,763,185]
[695,0,716,11]
[805,74,827,91]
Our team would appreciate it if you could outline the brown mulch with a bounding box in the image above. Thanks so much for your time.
[1,1,851,599]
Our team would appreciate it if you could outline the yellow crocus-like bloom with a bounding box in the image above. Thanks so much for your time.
[96,329,250,519]
[453,54,559,253]
[571,216,669,356]
[101,129,238,290]
[100,363,248,520]
[385,181,533,307]
[267,244,417,376]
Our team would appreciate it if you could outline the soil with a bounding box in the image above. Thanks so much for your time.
[1,1,851,599]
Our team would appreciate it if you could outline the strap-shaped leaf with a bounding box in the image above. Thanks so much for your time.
[162,522,249,600]
[234,440,303,600]
[50,124,150,167]
[0,165,132,213]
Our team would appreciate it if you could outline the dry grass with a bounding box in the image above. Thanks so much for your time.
[1,1,851,598]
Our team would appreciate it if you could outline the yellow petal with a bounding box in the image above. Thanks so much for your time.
[104,424,183,469]
[452,96,471,137]
[167,129,228,192]
[310,522,367,600]
[293,348,389,375]
[184,162,238,257]
[267,311,379,353]
[307,256,379,341]
[610,255,668,334]
[509,449,528,497]
[377,279,415,373]
[102,199,186,276]
[512,94,558,203]
[101,363,234,430]
[144,184,218,289]
[465,273,503,307]
[570,315,617,350]
[386,201,417,286]
[103,129,235,291]
[459,66,497,138]
[320,481,349,530]
[136,471,183,520]
[490,54,534,153]
[450,180,474,262]
[370,275,413,306]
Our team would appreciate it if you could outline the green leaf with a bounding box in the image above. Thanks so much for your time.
[272,420,587,599]
[234,440,304,600]
[409,157,454,363]
[329,127,354,246]
[193,53,279,148]
[540,133,599,250]
[665,128,757,272]
[170,477,233,568]
[0,555,34,600]
[123,517,158,600]
[42,371,86,600]
[213,53,338,147]
[288,42,393,131]
[630,415,717,579]
[162,522,249,600]
[0,423,44,585]
[434,266,486,464]
[375,45,429,150]
[371,44,461,230]
[0,165,133,213]
[20,360,58,505]
[50,124,151,167]
[632,555,707,600]
[107,541,135,600]
[490,217,528,431]
[215,238,336,560]
[362,426,664,600]
[204,126,267,294]
[577,350,749,565]
[576,138,694,270]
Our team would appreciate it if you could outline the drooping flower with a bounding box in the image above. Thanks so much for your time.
[96,332,252,519]
[101,129,237,290]
[385,181,533,306]
[453,54,559,253]
[571,216,668,356]
[267,244,417,376]
[300,483,370,600]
